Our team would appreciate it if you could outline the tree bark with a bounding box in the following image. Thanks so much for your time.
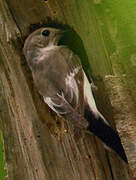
[0,0,135,179]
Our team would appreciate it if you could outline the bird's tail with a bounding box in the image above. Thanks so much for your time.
[85,105,128,163]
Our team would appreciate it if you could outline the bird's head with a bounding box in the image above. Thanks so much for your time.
[23,27,63,56]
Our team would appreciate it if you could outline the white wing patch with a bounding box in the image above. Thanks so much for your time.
[44,67,80,116]
[44,97,61,115]
[83,72,109,125]
[83,72,98,115]
[44,96,68,115]
[65,67,80,105]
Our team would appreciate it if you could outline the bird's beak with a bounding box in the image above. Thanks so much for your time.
[54,29,70,45]
[56,29,70,35]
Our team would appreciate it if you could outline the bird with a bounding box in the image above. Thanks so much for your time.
[23,27,128,163]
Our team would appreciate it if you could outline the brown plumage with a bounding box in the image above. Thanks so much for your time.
[23,27,128,163]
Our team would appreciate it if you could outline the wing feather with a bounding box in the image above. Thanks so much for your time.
[43,47,83,116]
[83,72,128,163]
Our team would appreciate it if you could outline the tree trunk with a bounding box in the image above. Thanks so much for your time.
[0,0,135,179]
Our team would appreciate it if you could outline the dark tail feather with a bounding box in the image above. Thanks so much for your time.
[85,105,128,163]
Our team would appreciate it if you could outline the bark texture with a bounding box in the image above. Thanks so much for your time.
[0,0,135,179]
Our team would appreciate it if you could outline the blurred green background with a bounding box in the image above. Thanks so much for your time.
[0,131,7,180]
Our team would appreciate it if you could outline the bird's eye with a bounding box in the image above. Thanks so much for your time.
[42,30,50,37]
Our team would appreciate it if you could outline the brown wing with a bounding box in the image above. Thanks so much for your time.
[41,46,84,116]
